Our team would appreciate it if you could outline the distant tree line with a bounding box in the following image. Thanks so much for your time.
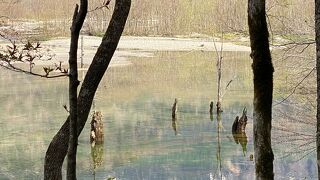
[0,0,314,36]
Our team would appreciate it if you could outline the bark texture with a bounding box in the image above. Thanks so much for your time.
[316,0,320,177]
[90,111,104,144]
[172,98,178,119]
[232,107,247,134]
[248,0,274,179]
[67,1,87,179]
[44,0,131,179]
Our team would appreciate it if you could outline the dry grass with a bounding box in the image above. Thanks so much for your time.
[0,0,315,37]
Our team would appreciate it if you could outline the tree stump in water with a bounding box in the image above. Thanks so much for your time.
[90,111,104,145]
[232,107,247,134]
[172,98,178,119]
[232,107,248,155]
[209,101,214,121]
[209,101,214,114]
[216,101,223,113]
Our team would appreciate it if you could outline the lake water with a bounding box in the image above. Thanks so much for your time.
[0,51,316,179]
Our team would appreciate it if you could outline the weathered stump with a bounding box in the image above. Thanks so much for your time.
[90,111,104,145]
[216,101,223,113]
[172,98,178,119]
[209,101,214,114]
[232,107,248,155]
[209,101,214,121]
[232,107,247,134]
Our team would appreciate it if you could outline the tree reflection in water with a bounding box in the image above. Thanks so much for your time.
[211,111,224,180]
[217,112,223,179]
[273,103,316,161]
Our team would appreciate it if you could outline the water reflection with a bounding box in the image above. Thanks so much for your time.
[210,113,214,121]
[0,51,317,179]
[232,132,248,156]
[91,143,104,179]
[215,112,223,179]
[171,118,178,136]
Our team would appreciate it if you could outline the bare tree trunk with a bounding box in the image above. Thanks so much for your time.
[213,35,223,113]
[44,0,131,179]
[248,0,274,179]
[67,1,87,179]
[216,55,222,113]
[315,0,320,178]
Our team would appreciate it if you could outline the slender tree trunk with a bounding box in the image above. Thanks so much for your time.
[67,1,87,179]
[44,0,131,179]
[216,56,222,113]
[315,0,320,178]
[248,0,274,179]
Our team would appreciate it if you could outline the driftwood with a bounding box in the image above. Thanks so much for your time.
[172,98,178,119]
[90,111,104,145]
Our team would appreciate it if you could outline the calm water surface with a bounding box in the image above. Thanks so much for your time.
[0,51,316,179]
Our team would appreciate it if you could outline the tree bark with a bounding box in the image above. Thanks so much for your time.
[216,56,222,113]
[315,0,320,178]
[248,0,274,179]
[44,0,131,179]
[67,1,87,179]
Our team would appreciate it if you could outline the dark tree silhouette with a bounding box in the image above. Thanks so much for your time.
[44,0,131,179]
[248,0,274,179]
[315,0,320,177]
[67,0,87,179]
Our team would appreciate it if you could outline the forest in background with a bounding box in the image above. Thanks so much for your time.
[0,0,315,37]
[0,0,318,179]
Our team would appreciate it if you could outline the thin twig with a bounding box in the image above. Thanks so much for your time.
[272,40,315,47]
[88,0,111,12]
[273,67,315,106]
[0,62,68,78]
[273,126,315,137]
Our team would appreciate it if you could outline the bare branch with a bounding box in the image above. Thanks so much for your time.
[0,40,68,78]
[67,0,88,179]
[273,67,315,106]
[272,40,315,47]
[89,0,111,12]
[0,61,68,78]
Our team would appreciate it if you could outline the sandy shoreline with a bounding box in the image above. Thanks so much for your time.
[1,36,251,66]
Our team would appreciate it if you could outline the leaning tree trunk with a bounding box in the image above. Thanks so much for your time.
[315,0,320,178]
[67,0,87,179]
[248,0,274,179]
[44,0,131,179]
